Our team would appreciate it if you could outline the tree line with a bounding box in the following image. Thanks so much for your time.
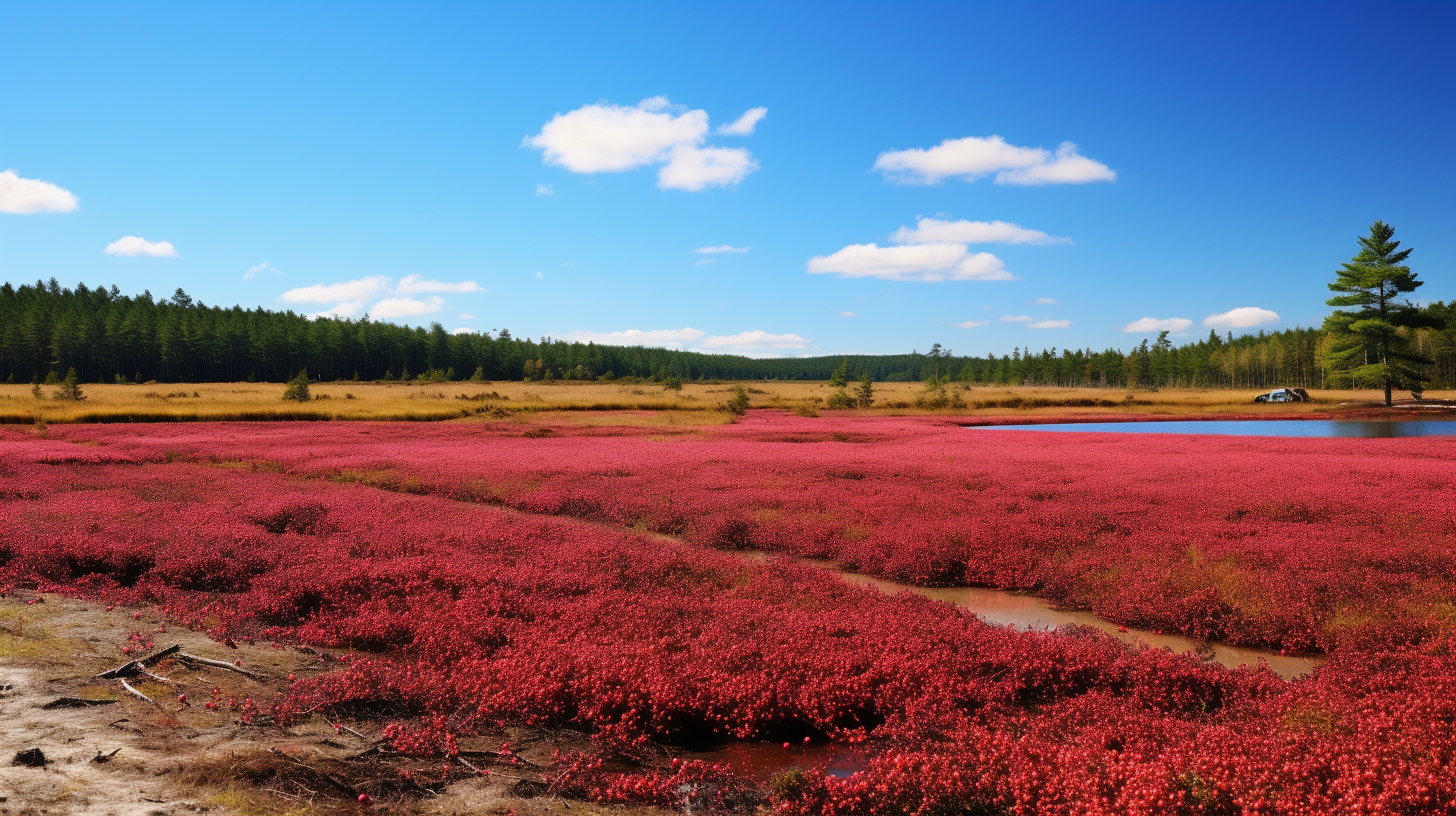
[1,276,1451,391]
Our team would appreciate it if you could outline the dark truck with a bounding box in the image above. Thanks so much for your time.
[1252,388,1310,404]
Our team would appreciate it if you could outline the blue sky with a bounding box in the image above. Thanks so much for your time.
[3,1,1452,357]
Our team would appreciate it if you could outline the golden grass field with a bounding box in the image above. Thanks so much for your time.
[2,379,1448,425]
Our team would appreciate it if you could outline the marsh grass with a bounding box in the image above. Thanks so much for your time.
[0,380,1437,424]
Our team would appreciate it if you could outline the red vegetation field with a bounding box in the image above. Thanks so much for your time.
[2,413,1455,814]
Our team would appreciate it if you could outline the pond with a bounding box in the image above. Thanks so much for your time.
[967,420,1456,437]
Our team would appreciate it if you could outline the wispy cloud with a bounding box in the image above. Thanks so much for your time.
[1028,319,1071,329]
[1032,297,1060,305]
[397,274,484,295]
[535,183,555,196]
[243,260,282,280]
[1121,317,1193,333]
[1000,315,1035,323]
[955,320,989,328]
[694,245,750,254]
[0,169,79,214]
[874,135,1115,186]
[716,107,768,136]
[562,327,707,348]
[281,276,393,304]
[105,236,179,258]
[841,311,858,318]
[892,218,1069,246]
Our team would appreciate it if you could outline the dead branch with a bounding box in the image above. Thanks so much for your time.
[119,678,158,706]
[96,644,181,679]
[177,652,260,678]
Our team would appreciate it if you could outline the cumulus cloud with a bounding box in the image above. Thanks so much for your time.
[892,218,1069,246]
[397,274,484,294]
[695,245,750,254]
[243,260,282,280]
[699,330,812,351]
[658,145,757,191]
[525,97,761,191]
[1000,315,1035,323]
[1121,317,1193,333]
[562,328,707,349]
[873,135,1115,186]
[104,236,179,258]
[955,320,989,328]
[1204,307,1280,329]
[372,296,446,319]
[717,107,767,136]
[1028,319,1071,329]
[0,169,79,214]
[281,276,393,304]
[451,327,475,335]
[807,243,1012,282]
[536,183,555,196]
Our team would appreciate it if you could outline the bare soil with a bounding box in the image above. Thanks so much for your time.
[0,594,660,816]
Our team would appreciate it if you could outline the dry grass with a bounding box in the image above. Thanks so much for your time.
[0,380,1445,425]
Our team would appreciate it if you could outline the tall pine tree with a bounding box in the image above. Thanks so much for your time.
[1323,221,1436,406]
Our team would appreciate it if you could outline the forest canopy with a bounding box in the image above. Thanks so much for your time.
[2,279,1453,389]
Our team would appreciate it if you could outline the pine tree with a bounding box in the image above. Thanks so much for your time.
[854,373,875,408]
[53,367,85,401]
[829,358,848,388]
[1324,221,1437,406]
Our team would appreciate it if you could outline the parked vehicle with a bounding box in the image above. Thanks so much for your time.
[1253,388,1310,404]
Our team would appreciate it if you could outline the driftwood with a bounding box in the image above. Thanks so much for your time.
[92,748,122,764]
[177,652,260,679]
[96,645,181,680]
[119,678,158,706]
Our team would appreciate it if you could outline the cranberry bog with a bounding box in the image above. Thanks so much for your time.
[2,412,1454,815]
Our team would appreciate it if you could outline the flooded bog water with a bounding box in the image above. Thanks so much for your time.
[968,420,1456,437]
[832,569,1323,680]
[686,741,866,782]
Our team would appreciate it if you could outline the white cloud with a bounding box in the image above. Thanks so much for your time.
[1028,319,1072,329]
[562,327,707,348]
[535,183,555,196]
[0,169,79,214]
[873,135,1114,186]
[1001,315,1035,323]
[955,320,990,328]
[526,98,760,191]
[892,218,1069,246]
[372,296,446,319]
[534,271,545,278]
[526,98,708,173]
[695,259,715,266]
[717,107,767,136]
[658,145,757,191]
[308,301,365,320]
[997,143,1117,186]
[451,327,474,335]
[807,243,1012,282]
[104,236,179,258]
[1121,317,1193,333]
[458,313,476,320]
[841,311,858,318]
[243,260,282,280]
[699,330,812,351]
[1032,297,1060,305]
[281,276,392,304]
[397,274,483,294]
[694,245,750,254]
[1204,307,1280,329]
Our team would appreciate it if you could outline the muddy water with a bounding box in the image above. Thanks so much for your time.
[687,741,866,783]
[832,568,1323,680]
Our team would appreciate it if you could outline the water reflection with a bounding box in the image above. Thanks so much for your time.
[833,569,1323,680]
[968,420,1456,437]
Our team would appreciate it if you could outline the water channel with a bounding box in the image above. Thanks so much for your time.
[967,419,1456,437]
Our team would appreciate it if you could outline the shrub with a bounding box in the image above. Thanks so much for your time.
[724,385,750,416]
[53,368,85,401]
[282,370,311,403]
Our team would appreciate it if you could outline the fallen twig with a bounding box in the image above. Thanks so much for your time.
[177,652,260,679]
[119,678,158,706]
